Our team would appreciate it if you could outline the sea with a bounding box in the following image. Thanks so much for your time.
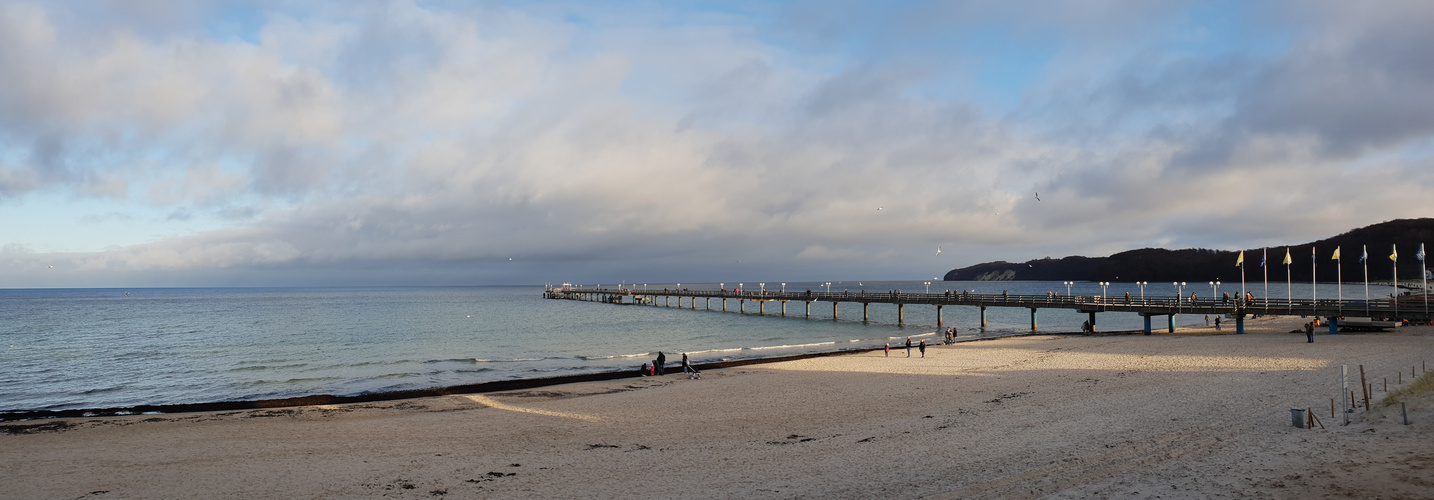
[1,280,1353,413]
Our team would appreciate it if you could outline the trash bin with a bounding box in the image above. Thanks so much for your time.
[1290,408,1306,428]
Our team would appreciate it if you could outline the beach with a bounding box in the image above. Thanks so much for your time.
[4,316,1432,499]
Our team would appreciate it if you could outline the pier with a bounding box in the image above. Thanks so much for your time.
[545,286,1431,335]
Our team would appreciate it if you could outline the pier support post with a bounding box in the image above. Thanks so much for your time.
[805,301,811,318]
[1143,315,1152,335]
[1031,308,1038,331]
[722,298,726,311]
[759,300,765,315]
[781,300,787,316]
[665,296,670,307]
[898,303,905,325]
[1167,314,1176,333]
[1088,311,1097,333]
[1328,316,1338,335]
[739,299,745,314]
[863,303,870,322]
[706,298,711,310]
[832,302,839,320]
[1236,315,1245,334]
[980,306,988,329]
[937,305,943,326]
[691,297,696,309]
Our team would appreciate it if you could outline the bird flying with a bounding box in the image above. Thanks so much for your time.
[1034,192,1041,201]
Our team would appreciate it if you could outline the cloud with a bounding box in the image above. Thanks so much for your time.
[1,0,1432,287]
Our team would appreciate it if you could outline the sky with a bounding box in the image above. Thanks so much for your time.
[2,0,1432,288]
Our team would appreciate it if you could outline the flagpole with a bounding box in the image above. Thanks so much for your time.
[1363,245,1370,317]
[1290,246,1302,312]
[1393,244,1399,320]
[1421,242,1428,320]
[1335,246,1342,315]
[1312,246,1317,316]
[1262,248,1268,306]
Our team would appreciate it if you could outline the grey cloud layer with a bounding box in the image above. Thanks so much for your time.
[1,0,1431,286]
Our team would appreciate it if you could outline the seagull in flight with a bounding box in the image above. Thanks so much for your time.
[1034,192,1041,201]
[936,246,942,257]
[876,206,883,211]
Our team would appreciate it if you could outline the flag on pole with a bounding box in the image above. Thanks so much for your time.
[1283,249,1292,265]
[1418,243,1426,262]
[1390,245,1398,262]
[1236,251,1244,267]
[1360,247,1367,264]
[1332,246,1340,260]
[1261,250,1266,267]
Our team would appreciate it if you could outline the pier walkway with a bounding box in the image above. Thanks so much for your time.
[544,286,1431,335]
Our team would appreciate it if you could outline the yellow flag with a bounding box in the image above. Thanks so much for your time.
[1331,246,1340,260]
[1235,250,1244,267]
[1283,248,1292,265]
[1391,245,1398,262]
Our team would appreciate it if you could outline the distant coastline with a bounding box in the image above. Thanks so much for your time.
[945,218,1434,283]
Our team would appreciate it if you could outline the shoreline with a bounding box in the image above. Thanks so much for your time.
[2,329,1100,422]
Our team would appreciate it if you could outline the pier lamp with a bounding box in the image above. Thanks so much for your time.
[1099,282,1110,301]
[760,283,766,293]
[1064,281,1074,296]
[781,282,786,292]
[924,281,931,293]
[644,284,648,292]
[720,283,724,291]
[825,282,832,293]
[1138,281,1147,302]
[1215,281,1221,300]
[739,283,743,293]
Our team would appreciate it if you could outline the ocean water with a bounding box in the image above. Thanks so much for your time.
[1,280,1345,413]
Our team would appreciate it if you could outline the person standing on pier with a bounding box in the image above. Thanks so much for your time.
[905,337,912,357]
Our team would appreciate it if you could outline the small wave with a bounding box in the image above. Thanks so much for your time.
[226,363,310,372]
[683,347,743,355]
[578,352,652,360]
[246,376,344,386]
[746,341,836,351]
[469,357,546,363]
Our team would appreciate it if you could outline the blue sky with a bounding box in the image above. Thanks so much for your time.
[2,0,1432,287]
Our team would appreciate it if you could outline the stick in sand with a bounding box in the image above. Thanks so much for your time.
[1331,398,1335,419]
[1365,383,1371,411]
[1360,365,1369,408]
[1310,409,1325,429]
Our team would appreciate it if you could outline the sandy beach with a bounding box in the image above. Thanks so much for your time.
[4,316,1433,499]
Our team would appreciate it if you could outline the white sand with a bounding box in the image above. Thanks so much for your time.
[4,316,1433,499]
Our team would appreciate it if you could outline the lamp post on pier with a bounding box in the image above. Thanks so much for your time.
[1064,281,1074,296]
[824,282,832,293]
[1099,282,1110,301]
[924,281,931,294]
[781,282,786,292]
[760,283,765,293]
[1137,281,1147,303]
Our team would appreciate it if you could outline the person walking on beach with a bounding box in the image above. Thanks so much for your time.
[1205,314,1210,326]
[918,339,926,358]
[1214,316,1222,330]
[655,351,666,375]
[1305,322,1315,343]
[905,337,912,357]
[884,343,890,357]
[681,353,692,374]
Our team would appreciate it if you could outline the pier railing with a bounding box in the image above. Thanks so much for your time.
[545,286,1430,334]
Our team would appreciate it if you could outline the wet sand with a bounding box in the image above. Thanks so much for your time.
[4,316,1432,499]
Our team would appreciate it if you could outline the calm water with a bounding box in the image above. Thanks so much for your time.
[1,280,1348,412]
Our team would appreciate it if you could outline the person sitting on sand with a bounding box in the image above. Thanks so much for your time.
[640,362,649,376]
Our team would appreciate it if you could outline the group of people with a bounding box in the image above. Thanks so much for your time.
[943,326,959,343]
[639,351,698,378]
[884,336,928,357]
